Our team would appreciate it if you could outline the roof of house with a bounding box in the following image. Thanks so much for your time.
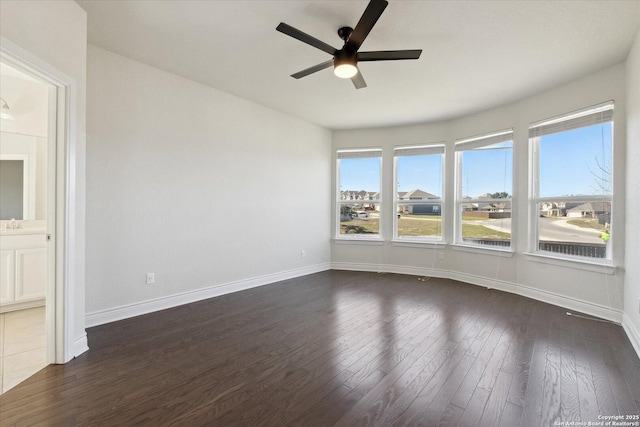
[400,189,438,199]
[567,202,611,212]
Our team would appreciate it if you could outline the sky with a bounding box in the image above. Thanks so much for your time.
[339,157,382,193]
[460,143,512,198]
[397,155,442,195]
[339,122,612,199]
[539,123,612,197]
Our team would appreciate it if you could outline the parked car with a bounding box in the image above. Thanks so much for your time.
[355,211,369,218]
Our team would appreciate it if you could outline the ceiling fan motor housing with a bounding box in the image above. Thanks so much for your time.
[338,26,354,44]
[334,49,357,66]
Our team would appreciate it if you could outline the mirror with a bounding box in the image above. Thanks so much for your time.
[0,133,47,220]
[0,158,26,219]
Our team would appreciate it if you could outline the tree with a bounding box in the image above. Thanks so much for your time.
[489,191,510,199]
[589,155,612,195]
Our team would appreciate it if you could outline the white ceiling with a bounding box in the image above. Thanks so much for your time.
[76,0,640,130]
[1,62,42,84]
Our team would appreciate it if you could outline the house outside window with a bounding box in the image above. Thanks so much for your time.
[455,130,513,248]
[393,144,445,241]
[529,102,613,261]
[336,149,382,238]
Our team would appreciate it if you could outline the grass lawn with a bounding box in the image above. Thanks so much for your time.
[340,216,510,240]
[397,217,441,237]
[462,223,510,239]
[402,214,442,219]
[399,216,510,239]
[340,218,379,234]
[461,215,494,221]
[566,218,608,232]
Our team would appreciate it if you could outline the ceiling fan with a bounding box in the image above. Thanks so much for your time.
[276,0,422,89]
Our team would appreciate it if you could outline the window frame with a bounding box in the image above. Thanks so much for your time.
[454,129,514,250]
[392,143,446,243]
[335,148,383,240]
[528,102,614,263]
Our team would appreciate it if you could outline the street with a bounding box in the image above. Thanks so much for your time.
[478,217,604,244]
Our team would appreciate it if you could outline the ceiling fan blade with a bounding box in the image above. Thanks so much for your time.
[291,59,334,79]
[358,50,422,61]
[276,23,338,56]
[351,71,367,89]
[345,0,388,53]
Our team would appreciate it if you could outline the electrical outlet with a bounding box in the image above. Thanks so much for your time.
[146,273,155,285]
[301,250,306,258]
[438,252,445,261]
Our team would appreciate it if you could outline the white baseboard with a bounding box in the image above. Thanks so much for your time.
[71,333,89,360]
[448,271,623,324]
[331,261,449,279]
[332,262,623,324]
[622,312,640,358]
[85,263,331,328]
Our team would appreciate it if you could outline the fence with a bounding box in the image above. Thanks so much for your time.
[538,241,606,258]
[463,238,606,258]
[461,212,512,219]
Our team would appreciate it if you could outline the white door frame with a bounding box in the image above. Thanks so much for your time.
[1,36,85,363]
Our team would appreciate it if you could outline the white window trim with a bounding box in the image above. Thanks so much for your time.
[454,130,514,248]
[391,241,447,249]
[392,143,445,244]
[528,102,614,264]
[525,252,615,274]
[451,243,514,257]
[336,148,383,240]
[333,238,384,245]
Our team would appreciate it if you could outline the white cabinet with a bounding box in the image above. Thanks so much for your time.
[0,250,15,302]
[16,248,47,301]
[0,233,47,311]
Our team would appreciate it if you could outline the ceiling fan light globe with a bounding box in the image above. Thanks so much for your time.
[0,108,13,120]
[334,63,358,79]
[0,98,13,120]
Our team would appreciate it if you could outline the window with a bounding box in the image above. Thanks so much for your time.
[530,102,613,260]
[336,149,382,238]
[455,130,513,248]
[394,144,444,241]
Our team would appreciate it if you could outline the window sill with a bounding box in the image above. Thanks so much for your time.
[451,244,514,257]
[391,240,447,249]
[333,238,384,246]
[525,252,615,274]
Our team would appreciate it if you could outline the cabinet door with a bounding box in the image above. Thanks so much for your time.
[0,250,15,304]
[15,248,47,301]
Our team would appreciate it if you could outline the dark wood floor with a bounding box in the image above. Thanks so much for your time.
[1,270,639,426]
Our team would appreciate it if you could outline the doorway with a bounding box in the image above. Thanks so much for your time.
[0,59,56,393]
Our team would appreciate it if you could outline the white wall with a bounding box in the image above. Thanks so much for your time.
[85,46,331,324]
[332,64,627,322]
[624,29,640,355]
[0,0,87,360]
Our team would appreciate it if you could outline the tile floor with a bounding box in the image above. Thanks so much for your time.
[0,306,47,394]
